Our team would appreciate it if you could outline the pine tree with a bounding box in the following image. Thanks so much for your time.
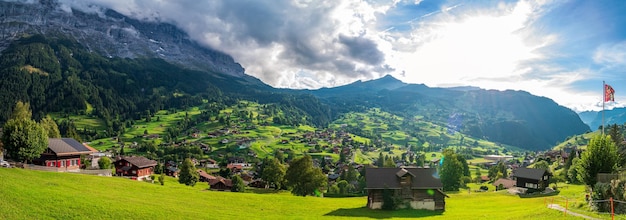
[178,158,199,186]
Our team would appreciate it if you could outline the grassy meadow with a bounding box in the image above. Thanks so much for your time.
[0,168,611,219]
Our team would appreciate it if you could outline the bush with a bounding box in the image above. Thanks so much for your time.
[382,188,397,210]
[479,186,489,191]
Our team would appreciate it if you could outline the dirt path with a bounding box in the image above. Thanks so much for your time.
[547,204,601,220]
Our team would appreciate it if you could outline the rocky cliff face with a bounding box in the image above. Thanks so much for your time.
[0,0,246,77]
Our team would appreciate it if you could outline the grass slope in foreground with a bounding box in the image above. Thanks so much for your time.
[0,168,595,219]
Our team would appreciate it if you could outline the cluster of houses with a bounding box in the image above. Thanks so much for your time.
[10,136,559,212]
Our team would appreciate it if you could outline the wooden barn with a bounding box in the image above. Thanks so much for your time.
[115,156,157,181]
[365,167,448,210]
[511,167,551,191]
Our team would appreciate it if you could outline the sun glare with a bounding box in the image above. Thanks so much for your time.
[395,1,537,88]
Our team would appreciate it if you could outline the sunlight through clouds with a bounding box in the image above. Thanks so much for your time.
[393,1,541,87]
[52,0,626,111]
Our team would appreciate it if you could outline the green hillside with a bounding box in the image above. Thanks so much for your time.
[553,123,626,150]
[0,168,604,219]
[52,100,520,166]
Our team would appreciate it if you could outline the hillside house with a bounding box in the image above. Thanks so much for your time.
[365,167,448,210]
[115,156,157,181]
[511,167,551,191]
[164,161,180,177]
[33,138,97,172]
[197,169,217,182]
[209,176,233,191]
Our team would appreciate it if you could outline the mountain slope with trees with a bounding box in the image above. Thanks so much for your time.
[0,0,591,151]
[306,77,590,150]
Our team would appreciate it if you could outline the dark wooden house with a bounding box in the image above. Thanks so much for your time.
[365,167,448,210]
[511,167,551,190]
[34,138,97,172]
[208,176,233,191]
[115,156,157,181]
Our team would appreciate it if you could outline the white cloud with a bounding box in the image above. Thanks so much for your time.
[593,41,626,67]
[48,0,610,111]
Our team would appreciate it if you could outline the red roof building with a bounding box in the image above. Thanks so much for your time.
[34,138,97,172]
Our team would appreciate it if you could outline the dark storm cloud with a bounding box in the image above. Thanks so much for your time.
[54,0,392,88]
[339,34,385,65]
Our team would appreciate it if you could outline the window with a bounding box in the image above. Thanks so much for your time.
[525,182,537,189]
[51,162,56,167]
[132,170,137,174]
[400,176,408,184]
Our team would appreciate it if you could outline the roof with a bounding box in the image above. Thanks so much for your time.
[119,156,157,168]
[396,168,415,178]
[365,167,443,189]
[492,178,516,188]
[209,176,233,187]
[512,167,550,180]
[47,138,97,156]
[197,169,217,180]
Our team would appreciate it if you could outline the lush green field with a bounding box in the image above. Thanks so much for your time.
[0,168,609,219]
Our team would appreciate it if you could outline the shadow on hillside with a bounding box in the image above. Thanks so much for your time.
[324,207,443,219]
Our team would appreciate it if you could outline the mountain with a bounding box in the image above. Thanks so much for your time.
[579,108,626,131]
[0,0,591,151]
[0,0,245,78]
[306,77,590,150]
[578,110,598,128]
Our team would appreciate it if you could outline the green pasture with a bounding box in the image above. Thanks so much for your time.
[0,168,606,219]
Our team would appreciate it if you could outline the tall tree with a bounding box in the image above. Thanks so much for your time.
[2,119,48,163]
[231,175,246,192]
[261,158,286,190]
[285,155,327,196]
[2,102,48,163]
[608,124,626,166]
[440,149,463,191]
[458,156,470,177]
[345,165,359,183]
[577,135,618,186]
[383,156,396,168]
[10,101,32,120]
[178,158,199,186]
[40,115,61,138]
[377,152,384,167]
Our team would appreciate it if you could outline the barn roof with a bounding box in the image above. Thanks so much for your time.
[512,167,550,180]
[119,156,157,168]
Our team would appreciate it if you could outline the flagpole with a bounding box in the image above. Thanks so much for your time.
[602,81,605,135]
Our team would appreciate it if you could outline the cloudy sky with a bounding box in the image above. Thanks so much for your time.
[55,0,626,112]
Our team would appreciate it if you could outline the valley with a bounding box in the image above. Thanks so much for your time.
[2,1,626,219]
